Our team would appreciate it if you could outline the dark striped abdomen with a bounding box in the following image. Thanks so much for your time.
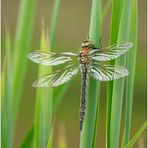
[80,64,88,131]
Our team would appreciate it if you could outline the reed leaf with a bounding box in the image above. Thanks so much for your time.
[109,0,131,147]
[124,0,138,145]
[80,0,102,147]
[106,0,125,146]
[12,0,37,123]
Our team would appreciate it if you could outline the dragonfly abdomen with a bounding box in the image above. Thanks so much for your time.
[80,64,88,130]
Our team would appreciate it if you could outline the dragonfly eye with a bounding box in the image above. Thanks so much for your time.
[81,38,93,48]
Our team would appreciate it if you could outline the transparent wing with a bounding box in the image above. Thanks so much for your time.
[90,41,133,61]
[89,64,129,81]
[28,50,78,66]
[32,64,79,87]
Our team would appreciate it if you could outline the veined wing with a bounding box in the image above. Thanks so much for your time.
[90,41,133,61]
[89,64,129,81]
[32,64,79,87]
[28,50,78,66]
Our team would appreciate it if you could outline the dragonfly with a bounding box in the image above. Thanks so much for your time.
[28,38,133,131]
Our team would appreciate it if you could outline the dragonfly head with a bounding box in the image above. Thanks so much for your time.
[81,38,93,48]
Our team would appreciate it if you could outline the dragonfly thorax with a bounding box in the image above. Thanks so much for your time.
[78,51,90,64]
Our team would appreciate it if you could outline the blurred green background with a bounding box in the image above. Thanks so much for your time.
[2,0,147,147]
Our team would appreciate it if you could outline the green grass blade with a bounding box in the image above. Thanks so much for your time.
[2,26,13,148]
[124,121,147,148]
[34,22,52,148]
[80,0,102,147]
[106,0,125,146]
[12,0,37,123]
[20,126,34,148]
[124,0,138,145]
[109,0,131,147]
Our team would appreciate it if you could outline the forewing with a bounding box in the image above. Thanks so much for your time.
[91,41,133,61]
[89,64,129,81]
[32,64,79,87]
[28,50,77,66]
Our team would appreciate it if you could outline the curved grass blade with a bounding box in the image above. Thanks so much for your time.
[109,0,132,147]
[80,0,102,147]
[124,0,138,145]
[123,121,147,148]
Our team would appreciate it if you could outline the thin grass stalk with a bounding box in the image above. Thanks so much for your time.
[12,0,37,123]
[109,0,131,147]
[2,26,13,148]
[80,0,102,147]
[124,0,138,145]
[106,0,125,146]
